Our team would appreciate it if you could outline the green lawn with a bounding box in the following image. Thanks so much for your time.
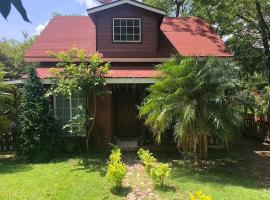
[1,149,270,200]
[0,154,123,200]
[157,151,270,200]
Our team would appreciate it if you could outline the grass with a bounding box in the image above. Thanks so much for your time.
[0,153,123,200]
[1,147,270,200]
[156,151,270,200]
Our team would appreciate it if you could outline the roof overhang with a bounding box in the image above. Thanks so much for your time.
[87,0,166,15]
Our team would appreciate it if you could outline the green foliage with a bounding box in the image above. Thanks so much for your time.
[193,0,270,79]
[0,67,16,135]
[149,163,171,187]
[106,146,127,189]
[63,105,90,136]
[138,148,157,171]
[190,191,212,200]
[0,38,36,80]
[47,48,110,152]
[143,0,192,17]
[15,67,61,162]
[139,56,242,157]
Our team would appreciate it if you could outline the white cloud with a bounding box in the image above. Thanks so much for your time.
[78,0,100,8]
[35,21,49,35]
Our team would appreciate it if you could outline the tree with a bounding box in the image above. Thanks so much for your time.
[15,67,59,162]
[47,48,109,153]
[143,0,192,17]
[0,66,16,136]
[193,0,270,82]
[0,37,36,80]
[0,0,30,22]
[139,56,242,159]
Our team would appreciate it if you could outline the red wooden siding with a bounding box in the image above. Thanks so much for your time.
[93,4,164,57]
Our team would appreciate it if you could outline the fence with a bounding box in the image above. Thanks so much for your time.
[243,114,270,140]
[0,134,14,153]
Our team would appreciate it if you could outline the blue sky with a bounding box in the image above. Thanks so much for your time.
[0,0,101,41]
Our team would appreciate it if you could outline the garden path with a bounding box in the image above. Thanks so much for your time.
[123,152,161,200]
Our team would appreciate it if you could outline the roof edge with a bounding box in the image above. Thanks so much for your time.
[87,0,166,15]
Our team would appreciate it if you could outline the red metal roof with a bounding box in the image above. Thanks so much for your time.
[36,67,158,79]
[161,17,231,57]
[25,16,231,62]
[25,16,96,61]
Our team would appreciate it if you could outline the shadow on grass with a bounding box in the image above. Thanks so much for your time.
[0,156,32,174]
[71,153,108,176]
[111,186,132,197]
[155,184,177,193]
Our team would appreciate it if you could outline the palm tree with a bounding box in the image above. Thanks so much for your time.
[0,67,16,135]
[139,56,242,159]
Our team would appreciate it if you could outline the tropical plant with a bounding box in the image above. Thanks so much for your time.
[0,66,16,135]
[149,163,171,187]
[47,48,109,153]
[138,148,157,172]
[106,146,126,189]
[139,56,242,159]
[15,67,60,162]
[190,191,212,200]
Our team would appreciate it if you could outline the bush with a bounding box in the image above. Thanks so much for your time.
[149,163,171,187]
[15,67,61,162]
[190,191,212,200]
[138,148,157,172]
[106,146,126,189]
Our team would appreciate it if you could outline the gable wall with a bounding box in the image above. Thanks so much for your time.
[93,4,162,57]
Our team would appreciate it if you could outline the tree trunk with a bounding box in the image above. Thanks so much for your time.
[203,135,208,160]
[86,89,97,153]
[255,0,270,83]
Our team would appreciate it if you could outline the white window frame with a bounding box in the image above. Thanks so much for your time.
[53,92,86,131]
[113,18,141,43]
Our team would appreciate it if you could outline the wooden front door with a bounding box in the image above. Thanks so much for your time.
[115,89,138,139]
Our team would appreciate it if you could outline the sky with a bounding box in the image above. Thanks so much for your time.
[0,0,101,41]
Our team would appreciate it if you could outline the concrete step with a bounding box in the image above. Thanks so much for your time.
[116,138,139,150]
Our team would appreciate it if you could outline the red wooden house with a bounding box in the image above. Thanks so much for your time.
[25,0,231,148]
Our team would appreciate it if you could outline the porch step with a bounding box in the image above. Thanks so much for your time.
[116,138,139,150]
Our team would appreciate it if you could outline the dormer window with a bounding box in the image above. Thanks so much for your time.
[113,18,141,43]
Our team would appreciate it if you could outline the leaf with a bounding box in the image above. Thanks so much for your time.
[0,0,12,19]
[11,0,31,22]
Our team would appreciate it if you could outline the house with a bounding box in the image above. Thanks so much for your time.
[25,0,231,148]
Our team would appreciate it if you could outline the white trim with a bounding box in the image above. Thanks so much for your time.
[87,0,166,15]
[102,57,168,62]
[5,78,157,85]
[106,78,156,84]
[113,18,141,43]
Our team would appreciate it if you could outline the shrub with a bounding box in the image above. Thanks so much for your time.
[190,191,212,200]
[106,146,126,189]
[149,163,171,187]
[138,148,157,172]
[15,67,61,162]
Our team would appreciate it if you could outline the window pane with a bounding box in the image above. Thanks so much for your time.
[127,35,133,41]
[134,35,140,41]
[114,35,120,41]
[121,34,127,41]
[114,19,120,26]
[134,27,140,34]
[127,20,133,26]
[134,20,140,26]
[127,27,133,34]
[121,27,126,34]
[114,27,120,34]
[121,19,126,26]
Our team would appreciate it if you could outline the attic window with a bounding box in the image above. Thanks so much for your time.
[113,18,141,43]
